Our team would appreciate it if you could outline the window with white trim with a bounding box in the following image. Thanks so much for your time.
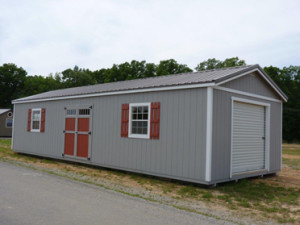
[129,103,151,139]
[31,109,41,132]
[6,118,13,128]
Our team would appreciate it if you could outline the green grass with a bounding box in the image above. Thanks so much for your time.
[218,180,299,204]
[0,138,11,147]
[282,158,300,170]
[282,149,300,156]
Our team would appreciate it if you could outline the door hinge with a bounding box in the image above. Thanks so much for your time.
[88,131,92,135]
[89,106,93,109]
[62,153,64,157]
[87,157,91,160]
[63,130,65,133]
[262,137,265,140]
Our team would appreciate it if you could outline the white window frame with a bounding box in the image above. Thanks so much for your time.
[31,108,41,132]
[5,118,13,128]
[128,102,151,139]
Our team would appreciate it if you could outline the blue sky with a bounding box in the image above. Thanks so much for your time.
[0,0,300,75]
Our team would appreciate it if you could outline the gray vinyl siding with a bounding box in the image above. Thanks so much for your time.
[211,90,282,182]
[221,72,280,99]
[13,88,207,183]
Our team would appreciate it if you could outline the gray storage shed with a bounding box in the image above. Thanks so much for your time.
[0,109,13,137]
[12,65,287,185]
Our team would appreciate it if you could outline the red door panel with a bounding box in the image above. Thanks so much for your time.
[64,133,75,156]
[76,134,89,158]
[77,118,89,132]
[65,118,75,131]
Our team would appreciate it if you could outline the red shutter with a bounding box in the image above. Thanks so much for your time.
[121,104,129,137]
[40,108,46,132]
[150,102,160,139]
[27,109,32,132]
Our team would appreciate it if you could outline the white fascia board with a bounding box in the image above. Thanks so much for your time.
[12,83,215,104]
[216,68,287,102]
[214,86,282,103]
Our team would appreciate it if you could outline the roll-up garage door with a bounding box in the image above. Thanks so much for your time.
[232,101,266,175]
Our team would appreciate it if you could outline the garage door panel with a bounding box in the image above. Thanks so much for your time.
[232,101,266,175]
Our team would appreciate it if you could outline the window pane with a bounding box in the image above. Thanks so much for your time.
[132,127,137,134]
[6,119,12,128]
[138,121,143,127]
[132,121,138,128]
[138,127,142,134]
[32,111,40,120]
[142,121,148,128]
[67,109,76,115]
[142,128,147,134]
[32,121,40,129]
[132,107,137,113]
[143,106,148,113]
[79,109,90,115]
[138,113,142,119]
[142,113,148,120]
[132,113,137,120]
[137,107,142,113]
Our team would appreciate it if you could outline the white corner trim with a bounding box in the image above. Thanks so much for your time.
[11,104,15,149]
[205,87,213,182]
[216,68,287,102]
[280,102,283,170]
[214,86,282,103]
[128,102,151,139]
[13,83,215,104]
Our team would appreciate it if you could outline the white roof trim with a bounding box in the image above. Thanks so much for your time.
[214,86,282,103]
[216,68,288,102]
[12,82,216,104]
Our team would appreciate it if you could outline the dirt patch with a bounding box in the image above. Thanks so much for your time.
[283,144,300,149]
[283,154,300,159]
[260,167,300,189]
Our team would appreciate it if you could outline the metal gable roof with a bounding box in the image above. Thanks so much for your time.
[13,64,287,103]
[0,109,11,115]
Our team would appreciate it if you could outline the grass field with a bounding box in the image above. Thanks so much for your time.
[0,139,299,224]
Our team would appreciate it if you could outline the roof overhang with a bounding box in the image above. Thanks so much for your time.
[12,82,216,104]
[12,65,287,104]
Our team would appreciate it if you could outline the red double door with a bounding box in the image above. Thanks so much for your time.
[64,117,90,158]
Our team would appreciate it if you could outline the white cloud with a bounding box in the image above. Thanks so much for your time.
[0,0,300,75]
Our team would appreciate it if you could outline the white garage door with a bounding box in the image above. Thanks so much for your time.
[232,101,266,175]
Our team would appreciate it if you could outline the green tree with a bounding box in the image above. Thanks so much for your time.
[23,74,62,97]
[0,63,27,107]
[264,65,300,142]
[195,57,246,71]
[156,59,192,76]
[62,66,96,88]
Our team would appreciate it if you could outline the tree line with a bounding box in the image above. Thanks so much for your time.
[0,57,299,142]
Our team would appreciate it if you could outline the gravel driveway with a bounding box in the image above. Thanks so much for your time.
[0,162,234,225]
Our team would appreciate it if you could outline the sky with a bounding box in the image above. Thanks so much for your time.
[0,0,300,75]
